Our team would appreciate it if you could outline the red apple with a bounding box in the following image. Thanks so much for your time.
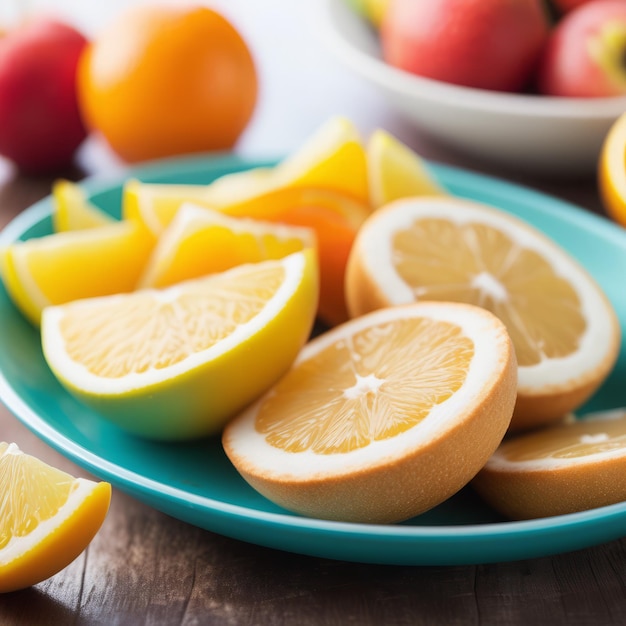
[538,0,626,98]
[0,18,88,174]
[380,0,550,92]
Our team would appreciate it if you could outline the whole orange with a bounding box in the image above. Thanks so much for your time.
[77,5,257,163]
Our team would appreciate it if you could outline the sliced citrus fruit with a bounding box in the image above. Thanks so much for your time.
[367,129,446,208]
[52,180,115,232]
[599,110,626,228]
[473,409,626,519]
[124,182,369,326]
[272,116,369,203]
[223,301,517,524]
[345,197,621,432]
[122,173,268,238]
[124,182,369,236]
[123,178,217,237]
[0,442,111,593]
[138,204,315,289]
[41,251,319,441]
[122,116,370,237]
[1,221,154,326]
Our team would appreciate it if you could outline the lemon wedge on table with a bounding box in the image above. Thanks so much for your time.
[0,442,111,593]
[224,301,517,523]
[345,196,621,432]
[41,251,319,441]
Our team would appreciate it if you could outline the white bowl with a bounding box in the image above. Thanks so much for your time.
[320,0,626,175]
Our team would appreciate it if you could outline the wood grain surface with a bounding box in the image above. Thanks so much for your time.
[1,1,626,624]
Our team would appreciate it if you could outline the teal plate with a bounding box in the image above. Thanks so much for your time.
[1,154,626,566]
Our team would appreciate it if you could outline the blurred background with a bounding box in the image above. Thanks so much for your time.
[2,0,625,186]
[0,0,411,178]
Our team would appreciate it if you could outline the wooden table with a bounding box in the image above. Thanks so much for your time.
[2,2,626,624]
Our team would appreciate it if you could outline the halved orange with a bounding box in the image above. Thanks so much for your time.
[473,409,626,519]
[345,196,621,431]
[223,301,517,523]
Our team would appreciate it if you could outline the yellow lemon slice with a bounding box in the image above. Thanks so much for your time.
[367,129,446,208]
[52,180,115,232]
[138,204,315,289]
[124,180,369,236]
[123,178,218,237]
[345,197,621,432]
[223,301,517,524]
[473,409,626,519]
[41,251,319,441]
[124,182,369,327]
[272,116,368,202]
[0,442,111,593]
[123,116,369,237]
[1,221,154,326]
[599,111,626,228]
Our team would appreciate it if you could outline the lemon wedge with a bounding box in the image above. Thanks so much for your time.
[41,251,319,440]
[0,442,111,593]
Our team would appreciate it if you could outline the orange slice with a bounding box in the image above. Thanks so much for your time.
[599,110,626,228]
[345,197,621,431]
[473,409,626,519]
[223,301,517,524]
[125,183,369,327]
[0,442,111,593]
[124,180,368,235]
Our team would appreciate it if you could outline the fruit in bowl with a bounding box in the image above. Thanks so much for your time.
[328,0,626,173]
[538,0,626,97]
[366,0,626,99]
[380,0,550,92]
